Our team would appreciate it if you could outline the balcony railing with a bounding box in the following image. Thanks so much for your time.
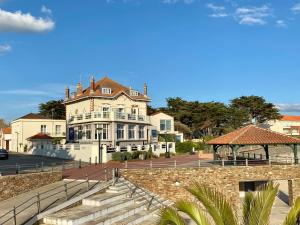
[128,114,136,121]
[68,111,149,123]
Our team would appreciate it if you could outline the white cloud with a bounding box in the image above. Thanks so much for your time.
[276,20,287,28]
[0,43,11,54]
[235,5,271,26]
[206,3,228,18]
[277,104,300,113]
[41,5,52,16]
[291,3,300,14]
[0,8,55,33]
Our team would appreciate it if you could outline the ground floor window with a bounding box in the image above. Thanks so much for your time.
[117,124,124,139]
[85,124,92,140]
[95,124,109,140]
[128,125,135,139]
[139,125,145,139]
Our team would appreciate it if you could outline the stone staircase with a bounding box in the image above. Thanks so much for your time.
[40,178,172,225]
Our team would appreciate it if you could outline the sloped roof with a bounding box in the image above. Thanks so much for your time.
[66,76,150,103]
[1,127,11,134]
[207,125,300,145]
[27,133,53,140]
[17,113,49,120]
[281,115,300,121]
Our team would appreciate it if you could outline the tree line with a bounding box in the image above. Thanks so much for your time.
[149,95,281,138]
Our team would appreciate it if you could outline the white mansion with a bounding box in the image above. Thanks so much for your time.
[63,76,181,162]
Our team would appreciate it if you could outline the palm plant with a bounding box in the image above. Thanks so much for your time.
[159,182,300,225]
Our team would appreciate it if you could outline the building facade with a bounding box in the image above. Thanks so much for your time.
[64,76,178,162]
[0,127,12,150]
[11,113,66,152]
[267,115,300,136]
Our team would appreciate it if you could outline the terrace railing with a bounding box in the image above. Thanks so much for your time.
[0,168,116,225]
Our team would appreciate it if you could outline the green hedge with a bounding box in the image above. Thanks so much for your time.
[112,150,154,162]
[175,141,208,153]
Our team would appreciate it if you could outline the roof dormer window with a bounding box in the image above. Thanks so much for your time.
[130,90,139,96]
[102,88,112,94]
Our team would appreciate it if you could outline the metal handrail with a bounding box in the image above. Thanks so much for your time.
[0,166,112,225]
[119,176,168,211]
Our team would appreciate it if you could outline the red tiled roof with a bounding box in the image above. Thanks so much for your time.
[2,127,11,134]
[207,125,300,145]
[65,76,150,103]
[17,113,50,120]
[27,133,53,140]
[281,115,300,121]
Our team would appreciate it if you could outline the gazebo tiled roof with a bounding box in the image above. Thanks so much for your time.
[27,133,53,140]
[207,125,300,145]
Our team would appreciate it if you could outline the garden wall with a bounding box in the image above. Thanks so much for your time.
[122,165,300,208]
[0,172,62,201]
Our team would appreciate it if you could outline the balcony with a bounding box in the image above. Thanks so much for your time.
[68,111,149,124]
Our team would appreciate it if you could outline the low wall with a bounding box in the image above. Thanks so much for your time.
[0,172,62,201]
[122,165,300,208]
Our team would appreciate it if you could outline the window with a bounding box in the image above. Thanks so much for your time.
[41,125,47,133]
[95,124,109,140]
[102,107,110,118]
[130,90,139,96]
[116,108,125,119]
[128,125,135,139]
[139,125,145,139]
[78,125,83,140]
[160,120,171,131]
[85,125,92,140]
[117,124,124,139]
[102,88,111,94]
[55,125,61,135]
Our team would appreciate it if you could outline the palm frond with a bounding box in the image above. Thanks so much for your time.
[243,191,254,225]
[159,207,186,225]
[176,200,212,225]
[283,197,300,225]
[247,182,279,225]
[187,183,238,225]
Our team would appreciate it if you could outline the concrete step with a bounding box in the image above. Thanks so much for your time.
[43,195,146,225]
[111,203,162,225]
[81,197,148,225]
[106,184,129,193]
[83,190,130,206]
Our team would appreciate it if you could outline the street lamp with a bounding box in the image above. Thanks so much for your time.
[15,132,19,153]
[96,126,103,164]
[165,131,170,158]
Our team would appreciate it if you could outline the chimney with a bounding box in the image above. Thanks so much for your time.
[90,76,95,93]
[77,82,83,96]
[65,86,70,99]
[143,83,148,96]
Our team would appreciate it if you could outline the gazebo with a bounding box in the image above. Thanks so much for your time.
[207,125,300,164]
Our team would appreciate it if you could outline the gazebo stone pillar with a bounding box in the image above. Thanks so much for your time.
[230,145,239,165]
[263,145,269,160]
[293,144,299,164]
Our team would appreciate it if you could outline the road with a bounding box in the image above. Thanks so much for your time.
[0,152,80,175]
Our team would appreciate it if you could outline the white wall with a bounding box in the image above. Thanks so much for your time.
[11,119,66,152]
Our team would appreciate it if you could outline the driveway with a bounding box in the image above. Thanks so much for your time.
[0,152,79,176]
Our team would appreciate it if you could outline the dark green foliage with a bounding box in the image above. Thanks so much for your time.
[158,134,175,142]
[0,118,8,129]
[159,96,280,138]
[39,100,66,119]
[176,141,197,154]
[112,150,153,162]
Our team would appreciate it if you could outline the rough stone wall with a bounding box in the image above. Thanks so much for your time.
[122,165,300,208]
[0,172,62,201]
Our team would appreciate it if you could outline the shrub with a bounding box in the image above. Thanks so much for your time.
[112,152,123,161]
[176,141,196,154]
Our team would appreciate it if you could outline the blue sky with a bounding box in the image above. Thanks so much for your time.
[1,0,300,122]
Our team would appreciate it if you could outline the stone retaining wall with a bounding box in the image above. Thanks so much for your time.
[0,172,62,201]
[122,165,300,208]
